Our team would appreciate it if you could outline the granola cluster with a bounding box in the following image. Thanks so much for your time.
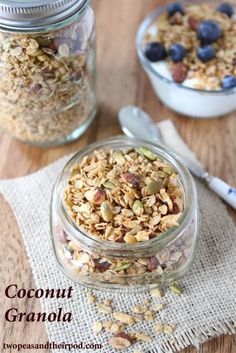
[65,147,184,243]
[0,10,96,145]
[145,3,236,90]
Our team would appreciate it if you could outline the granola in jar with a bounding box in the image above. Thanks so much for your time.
[51,137,200,290]
[0,0,96,146]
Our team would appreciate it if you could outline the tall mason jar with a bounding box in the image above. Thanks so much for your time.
[0,0,96,146]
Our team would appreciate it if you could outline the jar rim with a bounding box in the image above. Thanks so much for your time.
[0,0,89,32]
[52,136,198,258]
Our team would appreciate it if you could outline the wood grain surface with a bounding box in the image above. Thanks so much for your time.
[0,0,235,352]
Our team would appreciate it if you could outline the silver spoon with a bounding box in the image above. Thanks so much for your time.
[118,105,236,210]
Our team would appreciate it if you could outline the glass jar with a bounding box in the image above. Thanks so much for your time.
[0,0,96,146]
[51,137,200,291]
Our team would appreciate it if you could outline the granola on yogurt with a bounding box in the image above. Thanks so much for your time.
[144,2,236,90]
[0,10,96,145]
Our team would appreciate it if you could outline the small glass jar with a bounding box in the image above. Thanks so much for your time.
[0,0,96,146]
[51,137,200,291]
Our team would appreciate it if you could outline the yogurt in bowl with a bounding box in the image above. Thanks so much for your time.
[136,1,236,118]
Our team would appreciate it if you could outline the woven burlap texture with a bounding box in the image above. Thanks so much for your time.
[0,121,235,353]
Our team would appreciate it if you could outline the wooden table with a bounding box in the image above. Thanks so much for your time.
[0,1,235,352]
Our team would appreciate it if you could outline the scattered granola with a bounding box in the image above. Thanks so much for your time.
[133,332,152,342]
[144,2,236,90]
[170,283,184,295]
[144,310,154,321]
[0,9,96,145]
[87,292,96,304]
[113,312,135,325]
[109,332,134,350]
[93,321,103,335]
[163,324,175,335]
[150,287,163,298]
[88,288,178,350]
[152,303,164,312]
[103,322,125,333]
[97,303,112,314]
[132,305,147,314]
[155,322,164,334]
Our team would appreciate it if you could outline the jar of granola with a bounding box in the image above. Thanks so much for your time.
[51,137,200,291]
[0,0,96,146]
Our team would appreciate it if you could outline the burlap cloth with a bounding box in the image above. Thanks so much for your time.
[0,121,235,353]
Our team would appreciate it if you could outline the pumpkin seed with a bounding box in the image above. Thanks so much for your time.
[114,263,131,272]
[139,147,157,161]
[100,202,113,222]
[146,180,163,195]
[163,166,176,176]
[170,283,183,295]
[113,150,125,165]
[132,200,144,216]
[103,180,116,189]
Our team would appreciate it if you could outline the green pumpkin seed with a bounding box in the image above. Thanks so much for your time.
[139,147,157,161]
[103,180,116,189]
[113,150,125,165]
[170,283,183,295]
[114,263,131,272]
[163,166,176,176]
[100,202,113,222]
[146,180,163,195]
[132,200,144,216]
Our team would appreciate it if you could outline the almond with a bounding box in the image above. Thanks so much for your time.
[146,256,159,272]
[172,63,189,84]
[109,332,133,350]
[188,15,201,31]
[122,172,141,189]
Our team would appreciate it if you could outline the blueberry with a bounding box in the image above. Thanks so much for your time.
[144,42,167,62]
[167,3,185,17]
[197,45,215,62]
[217,3,234,17]
[221,76,236,89]
[168,43,186,62]
[197,20,222,44]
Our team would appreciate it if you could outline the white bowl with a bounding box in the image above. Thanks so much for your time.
[136,2,236,119]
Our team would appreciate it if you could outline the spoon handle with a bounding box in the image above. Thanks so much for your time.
[206,175,236,209]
